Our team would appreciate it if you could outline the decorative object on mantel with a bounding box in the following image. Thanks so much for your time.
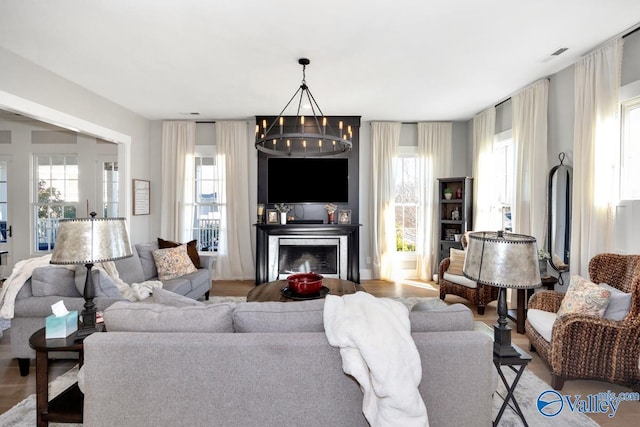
[338,209,352,224]
[325,203,337,224]
[256,203,265,224]
[50,212,133,340]
[266,209,278,224]
[274,203,292,225]
[463,231,540,357]
[254,58,352,157]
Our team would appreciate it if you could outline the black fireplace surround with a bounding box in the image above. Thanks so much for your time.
[255,224,360,284]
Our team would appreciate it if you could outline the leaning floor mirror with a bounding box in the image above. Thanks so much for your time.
[547,152,572,284]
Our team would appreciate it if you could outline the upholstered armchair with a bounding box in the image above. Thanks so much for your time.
[525,253,640,390]
[438,233,499,315]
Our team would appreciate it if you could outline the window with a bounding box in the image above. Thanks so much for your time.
[493,131,515,231]
[34,155,78,251]
[102,161,119,217]
[192,147,222,252]
[621,96,640,199]
[394,149,418,252]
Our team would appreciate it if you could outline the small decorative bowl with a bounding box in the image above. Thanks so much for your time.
[287,273,323,295]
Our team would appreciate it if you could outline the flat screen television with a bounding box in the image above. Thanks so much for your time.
[268,157,349,203]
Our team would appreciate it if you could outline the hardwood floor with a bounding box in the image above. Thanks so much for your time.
[1,279,637,426]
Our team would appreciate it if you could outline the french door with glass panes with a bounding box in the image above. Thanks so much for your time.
[0,157,11,274]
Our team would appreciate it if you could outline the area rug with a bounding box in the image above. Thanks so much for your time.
[0,362,600,427]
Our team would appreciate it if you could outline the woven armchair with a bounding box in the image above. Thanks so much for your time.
[438,258,499,314]
[525,253,640,390]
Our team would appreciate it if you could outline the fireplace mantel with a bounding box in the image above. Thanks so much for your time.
[255,224,360,284]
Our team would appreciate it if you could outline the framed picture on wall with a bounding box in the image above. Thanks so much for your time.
[338,209,351,224]
[266,209,278,224]
[132,179,150,215]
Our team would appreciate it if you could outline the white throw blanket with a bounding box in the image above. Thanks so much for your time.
[0,256,161,319]
[0,255,55,319]
[323,292,429,427]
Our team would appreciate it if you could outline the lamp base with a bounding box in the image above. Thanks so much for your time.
[74,323,98,341]
[493,324,521,358]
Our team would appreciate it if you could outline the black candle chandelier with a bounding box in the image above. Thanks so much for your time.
[254,58,352,157]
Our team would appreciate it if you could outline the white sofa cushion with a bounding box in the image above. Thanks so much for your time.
[600,283,632,321]
[443,272,477,289]
[527,308,557,342]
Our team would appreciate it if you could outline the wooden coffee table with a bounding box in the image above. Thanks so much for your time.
[247,278,366,302]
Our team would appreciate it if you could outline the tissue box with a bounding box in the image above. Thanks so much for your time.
[45,310,78,339]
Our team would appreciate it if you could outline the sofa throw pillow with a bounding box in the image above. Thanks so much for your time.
[31,266,81,297]
[447,248,466,276]
[158,238,201,269]
[73,265,122,298]
[557,275,611,318]
[151,287,204,307]
[600,283,632,321]
[152,244,197,281]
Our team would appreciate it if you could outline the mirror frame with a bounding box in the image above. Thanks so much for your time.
[547,152,572,276]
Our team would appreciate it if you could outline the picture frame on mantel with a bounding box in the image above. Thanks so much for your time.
[266,209,278,224]
[132,179,150,215]
[338,209,352,224]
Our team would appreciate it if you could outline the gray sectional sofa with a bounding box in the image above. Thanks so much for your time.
[11,241,213,375]
[82,299,495,427]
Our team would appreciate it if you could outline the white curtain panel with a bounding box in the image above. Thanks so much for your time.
[160,121,195,241]
[512,79,549,246]
[370,122,401,280]
[416,122,452,280]
[214,121,255,280]
[571,38,623,276]
[472,107,496,231]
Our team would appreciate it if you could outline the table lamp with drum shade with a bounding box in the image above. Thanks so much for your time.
[50,212,133,340]
[463,231,541,357]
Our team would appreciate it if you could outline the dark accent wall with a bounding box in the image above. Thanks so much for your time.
[255,115,361,224]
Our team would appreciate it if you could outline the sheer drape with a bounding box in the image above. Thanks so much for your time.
[416,122,452,280]
[572,39,623,276]
[214,121,255,280]
[370,122,401,280]
[161,121,195,241]
[512,79,549,245]
[472,108,496,231]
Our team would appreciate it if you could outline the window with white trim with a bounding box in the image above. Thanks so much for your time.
[192,146,222,252]
[493,130,515,231]
[34,154,78,251]
[621,96,640,200]
[394,148,418,253]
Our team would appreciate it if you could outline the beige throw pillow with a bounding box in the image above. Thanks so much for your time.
[152,244,197,281]
[557,275,611,318]
[447,248,466,276]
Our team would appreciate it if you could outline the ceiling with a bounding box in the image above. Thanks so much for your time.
[1,0,640,123]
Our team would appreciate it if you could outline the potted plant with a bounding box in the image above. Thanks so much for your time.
[274,203,291,224]
[443,187,453,200]
[324,203,338,223]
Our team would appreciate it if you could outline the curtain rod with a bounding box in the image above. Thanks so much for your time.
[495,98,511,108]
[623,25,640,39]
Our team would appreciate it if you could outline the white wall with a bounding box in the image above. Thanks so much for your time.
[0,47,153,249]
